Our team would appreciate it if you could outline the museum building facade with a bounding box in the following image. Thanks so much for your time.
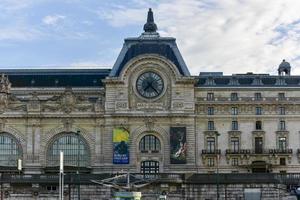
[0,8,299,199]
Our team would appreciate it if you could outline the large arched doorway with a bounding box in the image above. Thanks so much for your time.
[0,132,22,167]
[47,132,90,168]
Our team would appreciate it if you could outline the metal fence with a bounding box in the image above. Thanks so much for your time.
[1,173,300,185]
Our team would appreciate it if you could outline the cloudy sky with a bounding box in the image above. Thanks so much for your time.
[1,0,300,75]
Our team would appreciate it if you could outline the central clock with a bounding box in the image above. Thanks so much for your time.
[136,71,164,99]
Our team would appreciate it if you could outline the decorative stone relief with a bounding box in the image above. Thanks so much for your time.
[27,92,40,112]
[60,88,77,113]
[0,119,7,132]
[42,87,93,113]
[144,117,156,131]
[0,74,11,94]
[62,118,74,132]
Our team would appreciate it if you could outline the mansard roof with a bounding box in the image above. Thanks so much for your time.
[197,72,300,87]
[0,69,110,87]
[109,9,190,77]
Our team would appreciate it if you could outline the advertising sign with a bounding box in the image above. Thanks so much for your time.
[113,128,129,164]
[170,127,187,164]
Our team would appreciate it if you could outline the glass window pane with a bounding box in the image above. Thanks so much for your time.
[139,135,161,152]
[0,133,22,167]
[47,132,90,167]
[141,160,159,174]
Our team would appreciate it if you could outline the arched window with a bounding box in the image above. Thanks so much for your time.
[47,132,90,167]
[0,133,22,167]
[139,135,161,153]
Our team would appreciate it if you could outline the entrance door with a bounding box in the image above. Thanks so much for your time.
[141,160,159,174]
[252,161,268,173]
[255,137,263,154]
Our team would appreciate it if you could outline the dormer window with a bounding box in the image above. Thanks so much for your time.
[275,77,287,86]
[204,77,216,86]
[252,77,263,86]
[229,77,239,86]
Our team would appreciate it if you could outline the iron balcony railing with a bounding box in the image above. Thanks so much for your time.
[226,149,292,155]
[201,149,221,154]
[225,149,251,154]
[269,149,292,154]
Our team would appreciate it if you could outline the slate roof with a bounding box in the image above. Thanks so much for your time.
[109,9,190,77]
[0,69,111,87]
[197,73,300,87]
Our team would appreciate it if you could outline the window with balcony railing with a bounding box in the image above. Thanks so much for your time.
[278,137,287,151]
[207,137,215,152]
[231,137,239,152]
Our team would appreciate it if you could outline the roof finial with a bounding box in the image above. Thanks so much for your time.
[143,8,157,32]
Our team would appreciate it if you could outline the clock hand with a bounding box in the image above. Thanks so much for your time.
[149,84,159,94]
[144,82,151,91]
[144,80,154,91]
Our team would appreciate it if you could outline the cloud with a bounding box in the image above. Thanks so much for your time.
[0,27,41,41]
[0,0,36,11]
[42,14,66,26]
[99,0,300,75]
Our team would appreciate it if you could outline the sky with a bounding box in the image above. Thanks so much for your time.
[1,0,300,75]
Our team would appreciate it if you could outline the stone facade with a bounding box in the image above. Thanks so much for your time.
[0,8,299,200]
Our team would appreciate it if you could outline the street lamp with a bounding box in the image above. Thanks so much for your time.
[216,132,220,200]
[76,130,81,200]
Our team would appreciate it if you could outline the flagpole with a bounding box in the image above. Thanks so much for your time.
[59,151,64,200]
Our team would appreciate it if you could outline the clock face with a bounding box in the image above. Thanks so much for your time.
[136,71,164,99]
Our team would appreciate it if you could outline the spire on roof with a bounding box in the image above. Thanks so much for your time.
[143,8,158,32]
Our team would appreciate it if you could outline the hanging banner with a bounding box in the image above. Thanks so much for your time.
[170,127,187,164]
[113,128,129,164]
